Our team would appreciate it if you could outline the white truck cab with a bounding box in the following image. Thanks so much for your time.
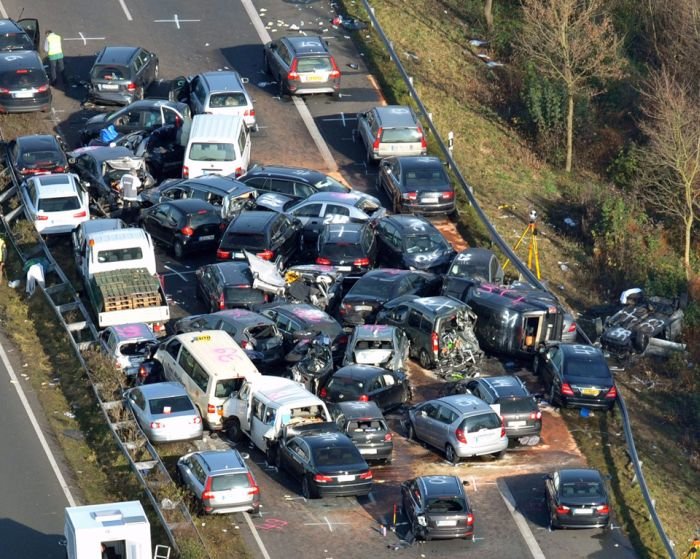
[81,227,157,280]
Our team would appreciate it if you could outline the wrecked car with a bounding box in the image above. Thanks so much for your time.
[442,247,504,297]
[342,324,410,371]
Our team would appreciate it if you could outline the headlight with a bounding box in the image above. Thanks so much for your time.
[409,266,416,271]
[416,515,427,527]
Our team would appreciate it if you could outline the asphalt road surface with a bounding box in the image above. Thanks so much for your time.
[0,0,640,557]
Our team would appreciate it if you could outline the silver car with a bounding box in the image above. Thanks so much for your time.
[343,324,409,370]
[356,105,427,162]
[177,449,260,514]
[125,382,203,443]
[406,394,507,463]
[97,323,158,378]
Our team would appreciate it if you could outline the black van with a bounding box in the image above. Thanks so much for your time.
[0,50,50,113]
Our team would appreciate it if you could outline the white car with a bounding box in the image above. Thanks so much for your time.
[21,173,90,235]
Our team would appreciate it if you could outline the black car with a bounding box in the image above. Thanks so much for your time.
[7,134,67,177]
[0,50,50,113]
[377,156,455,215]
[328,401,393,464]
[316,222,377,274]
[544,468,611,529]
[320,365,411,412]
[0,18,40,52]
[259,303,345,355]
[217,211,301,267]
[401,475,474,541]
[195,262,269,313]
[456,376,541,445]
[275,423,372,499]
[80,99,191,144]
[240,164,351,201]
[128,124,185,182]
[87,46,159,106]
[173,309,284,368]
[534,343,617,411]
[139,199,222,258]
[339,269,442,326]
[375,215,456,274]
[442,247,505,298]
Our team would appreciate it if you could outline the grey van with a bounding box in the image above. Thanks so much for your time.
[406,394,507,463]
[356,105,427,162]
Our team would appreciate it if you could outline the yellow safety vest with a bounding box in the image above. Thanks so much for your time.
[46,34,63,57]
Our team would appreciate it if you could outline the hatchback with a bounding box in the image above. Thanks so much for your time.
[321,365,411,412]
[7,134,67,177]
[534,343,617,410]
[0,50,50,113]
[125,382,203,443]
[264,35,341,96]
[87,46,158,106]
[21,173,89,235]
[406,394,507,463]
[97,323,158,378]
[177,449,260,514]
[217,210,301,267]
[316,222,377,273]
[329,401,393,464]
[240,164,351,201]
[356,105,427,162]
[375,215,456,274]
[544,468,611,529]
[378,156,455,215]
[402,475,474,541]
[195,262,269,313]
[139,198,222,258]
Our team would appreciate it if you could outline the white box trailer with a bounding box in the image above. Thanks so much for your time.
[64,501,153,559]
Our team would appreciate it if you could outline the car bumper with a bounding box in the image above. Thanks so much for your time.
[355,443,393,461]
[148,426,203,443]
[182,238,220,254]
[204,499,259,515]
[561,396,615,410]
[504,422,541,438]
[89,90,136,106]
[34,222,80,235]
[419,526,474,540]
[398,200,455,215]
[455,437,508,458]
[0,94,51,113]
[316,480,372,498]
[288,79,340,95]
[554,513,609,529]
[370,148,427,161]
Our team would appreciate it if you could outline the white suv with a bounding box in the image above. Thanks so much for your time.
[21,173,90,235]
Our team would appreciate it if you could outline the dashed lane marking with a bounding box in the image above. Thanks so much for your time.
[64,33,106,46]
[154,14,201,29]
[117,0,133,21]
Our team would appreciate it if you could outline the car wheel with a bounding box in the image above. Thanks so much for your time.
[445,443,459,464]
[301,476,318,499]
[492,449,507,459]
[549,384,559,407]
[406,422,416,441]
[384,456,393,465]
[418,349,433,369]
[226,418,244,442]
[173,240,185,260]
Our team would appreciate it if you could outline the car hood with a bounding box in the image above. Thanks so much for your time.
[403,249,454,270]
[255,192,295,213]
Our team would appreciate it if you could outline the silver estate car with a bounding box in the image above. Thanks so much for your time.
[406,394,507,463]
[342,324,409,370]
[125,382,203,443]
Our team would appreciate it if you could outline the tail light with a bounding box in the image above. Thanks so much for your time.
[0,87,9,94]
[530,410,542,420]
[431,332,439,355]
[316,257,332,265]
[314,473,333,483]
[500,417,506,438]
[561,383,575,396]
[37,84,49,93]
[182,165,189,178]
[359,471,373,480]
[466,513,474,525]
[442,191,454,199]
[247,473,260,495]
[153,322,165,334]
[329,57,341,79]
[36,214,49,220]
[149,421,164,429]
[556,505,571,515]
[596,504,609,515]
[358,395,369,402]
[55,166,65,173]
[217,249,231,259]
[234,167,243,177]
[319,387,327,398]
[138,366,147,378]
[384,432,393,442]
[256,249,274,261]
[181,226,194,237]
[126,82,137,91]
[241,340,250,349]
[606,386,617,399]
[372,127,383,151]
[287,59,300,81]
[353,258,370,267]
[202,477,215,501]
[207,404,216,414]
[244,109,255,117]
[219,293,225,310]
[401,192,418,201]
[455,428,467,444]
[566,322,577,333]
[418,127,427,149]
[192,416,202,424]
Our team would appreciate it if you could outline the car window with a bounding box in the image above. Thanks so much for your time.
[287,439,309,460]
[293,182,314,198]
[436,405,457,424]
[367,375,384,391]
[420,403,438,419]
[163,186,190,200]
[297,56,332,73]
[277,42,292,66]
[407,310,423,328]
[132,53,145,73]
[211,472,250,491]
[426,497,466,513]
[210,92,247,108]
[237,127,247,154]
[460,413,501,432]
[149,395,194,414]
[293,203,322,218]
[215,379,240,398]
[130,389,146,410]
[549,347,563,369]
[191,459,207,485]
[269,178,294,196]
[91,64,128,80]
[165,338,182,359]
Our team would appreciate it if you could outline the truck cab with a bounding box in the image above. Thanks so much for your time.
[81,227,157,280]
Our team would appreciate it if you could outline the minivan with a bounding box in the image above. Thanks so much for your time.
[356,105,427,162]
[0,50,51,113]
[155,330,261,430]
[406,394,507,462]
[183,114,251,179]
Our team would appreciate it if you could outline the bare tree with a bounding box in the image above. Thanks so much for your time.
[516,0,624,172]
[484,0,494,32]
[637,70,700,280]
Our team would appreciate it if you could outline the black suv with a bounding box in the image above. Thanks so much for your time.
[316,222,377,274]
[0,18,40,52]
[401,475,474,541]
[263,36,341,97]
[0,50,50,113]
[87,46,158,106]
[456,376,541,445]
[195,262,269,313]
[240,164,351,201]
[328,401,393,464]
[375,215,456,274]
[217,211,301,267]
[7,134,67,177]
[259,303,344,356]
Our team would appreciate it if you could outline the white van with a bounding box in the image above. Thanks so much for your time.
[183,114,251,179]
[155,330,261,430]
[223,375,330,458]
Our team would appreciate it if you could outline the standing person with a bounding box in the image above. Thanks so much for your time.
[43,30,64,86]
[0,234,7,281]
[119,168,142,223]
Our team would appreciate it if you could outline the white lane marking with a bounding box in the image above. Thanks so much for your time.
[340,112,346,127]
[471,476,478,491]
[163,265,190,282]
[154,15,200,28]
[117,0,133,21]
[321,115,358,123]
[497,479,546,559]
[0,0,8,18]
[239,0,338,172]
[64,33,106,46]
[0,340,77,507]
[243,512,272,559]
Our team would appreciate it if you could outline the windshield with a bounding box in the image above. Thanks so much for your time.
[297,56,332,72]
[499,397,537,414]
[0,33,33,51]
[566,359,611,379]
[215,378,241,398]
[91,65,128,80]
[188,142,235,161]
[148,395,194,414]
[319,242,364,260]
[96,247,144,263]
[222,231,266,250]
[426,497,467,513]
[405,234,448,254]
[314,176,349,192]
[449,261,487,278]
[349,277,397,298]
[403,168,448,188]
[37,196,81,212]
[189,210,220,227]
[380,127,422,143]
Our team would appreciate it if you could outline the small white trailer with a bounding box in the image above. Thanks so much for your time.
[64,501,169,559]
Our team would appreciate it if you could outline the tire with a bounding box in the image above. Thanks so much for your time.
[445,443,459,464]
[226,418,244,442]
[384,456,393,465]
[492,449,507,460]
[173,240,184,260]
[301,476,317,499]
[407,422,416,441]
[418,349,433,370]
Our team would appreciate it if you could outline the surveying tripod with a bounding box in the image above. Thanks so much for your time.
[502,210,541,279]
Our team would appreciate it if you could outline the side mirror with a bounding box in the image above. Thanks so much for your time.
[418,410,427,417]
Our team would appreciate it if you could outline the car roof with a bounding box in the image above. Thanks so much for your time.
[334,400,384,419]
[135,381,189,399]
[560,344,605,360]
[303,432,354,449]
[395,156,442,170]
[211,262,252,283]
[244,164,327,183]
[31,174,78,196]
[228,210,277,230]
[96,46,140,64]
[373,105,418,127]
[437,394,492,414]
[15,135,61,150]
[354,324,396,340]
[214,308,272,326]
[162,175,254,196]
[411,296,466,314]
[123,99,188,112]
[0,50,42,69]
[480,376,528,398]
[198,449,246,474]
[322,222,365,242]
[199,70,245,90]
[69,145,135,162]
[418,475,464,497]
[382,214,437,233]
[334,365,386,379]
[557,468,603,483]
[301,191,371,204]
[158,198,218,214]
[283,35,329,55]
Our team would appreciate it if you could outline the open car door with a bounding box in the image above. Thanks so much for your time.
[168,76,191,104]
[18,18,40,51]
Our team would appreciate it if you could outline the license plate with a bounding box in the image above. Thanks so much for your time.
[338,266,352,271]
[13,91,34,98]
[356,305,373,311]
[421,197,438,204]
[233,252,245,259]
[582,388,600,396]
[437,520,457,527]
[199,235,215,241]
[359,448,377,455]
[302,74,325,82]
[572,508,594,515]
[337,474,355,482]
[508,420,526,427]
[100,84,119,91]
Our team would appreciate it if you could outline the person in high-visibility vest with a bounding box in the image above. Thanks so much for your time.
[0,235,7,281]
[43,30,64,85]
